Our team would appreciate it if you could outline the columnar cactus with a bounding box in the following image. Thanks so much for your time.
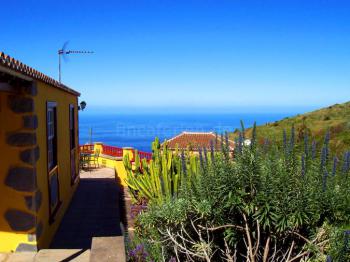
[124,139,199,205]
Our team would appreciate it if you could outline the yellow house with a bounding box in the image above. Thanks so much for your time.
[0,52,80,252]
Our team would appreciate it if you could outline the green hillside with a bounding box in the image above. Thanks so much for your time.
[232,101,350,154]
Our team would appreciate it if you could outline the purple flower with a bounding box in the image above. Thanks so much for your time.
[168,257,177,262]
[342,152,348,173]
[324,130,330,146]
[326,255,332,262]
[320,146,328,170]
[220,133,224,152]
[210,140,215,162]
[332,156,338,176]
[128,249,136,257]
[283,129,287,153]
[289,125,295,154]
[181,151,186,175]
[203,147,208,164]
[128,244,149,261]
[343,230,350,253]
[311,140,317,159]
[251,122,257,149]
[343,151,350,173]
[130,201,148,219]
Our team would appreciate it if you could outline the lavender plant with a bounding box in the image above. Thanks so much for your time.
[128,244,151,262]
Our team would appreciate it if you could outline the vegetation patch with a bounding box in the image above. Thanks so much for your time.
[232,101,350,154]
[124,123,350,261]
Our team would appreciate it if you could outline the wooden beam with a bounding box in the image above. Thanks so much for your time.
[0,82,15,93]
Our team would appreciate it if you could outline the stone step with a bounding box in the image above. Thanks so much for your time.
[34,249,90,262]
[1,249,90,262]
[0,249,90,262]
[0,252,36,262]
[90,237,125,262]
[1,238,126,262]
[0,252,35,262]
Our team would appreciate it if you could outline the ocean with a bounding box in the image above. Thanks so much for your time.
[79,112,293,152]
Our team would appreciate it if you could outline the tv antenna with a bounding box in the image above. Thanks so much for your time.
[58,41,94,83]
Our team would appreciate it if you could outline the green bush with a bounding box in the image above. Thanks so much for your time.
[127,125,350,261]
[324,115,331,121]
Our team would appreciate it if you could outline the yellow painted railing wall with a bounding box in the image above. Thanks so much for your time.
[92,143,132,187]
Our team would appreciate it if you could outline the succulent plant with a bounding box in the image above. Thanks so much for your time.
[124,139,199,205]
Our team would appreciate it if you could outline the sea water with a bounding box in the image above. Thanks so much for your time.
[79,112,292,152]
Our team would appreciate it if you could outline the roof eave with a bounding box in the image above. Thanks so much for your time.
[0,53,80,97]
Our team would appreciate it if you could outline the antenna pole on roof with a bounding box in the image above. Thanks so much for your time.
[58,52,62,83]
[58,42,94,83]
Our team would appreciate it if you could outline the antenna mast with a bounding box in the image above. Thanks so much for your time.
[58,44,94,83]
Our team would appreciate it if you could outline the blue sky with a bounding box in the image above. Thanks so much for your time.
[1,0,350,112]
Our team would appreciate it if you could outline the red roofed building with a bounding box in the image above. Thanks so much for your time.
[165,132,234,152]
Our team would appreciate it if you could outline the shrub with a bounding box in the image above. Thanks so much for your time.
[127,124,350,261]
[324,115,331,121]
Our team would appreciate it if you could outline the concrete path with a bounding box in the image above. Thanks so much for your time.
[50,168,124,250]
[0,250,90,262]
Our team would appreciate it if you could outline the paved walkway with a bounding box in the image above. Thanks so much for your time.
[50,168,124,249]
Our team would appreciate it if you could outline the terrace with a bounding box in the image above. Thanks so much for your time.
[0,167,130,261]
[46,145,150,261]
[79,143,152,176]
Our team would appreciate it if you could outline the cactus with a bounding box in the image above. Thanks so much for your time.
[124,139,200,205]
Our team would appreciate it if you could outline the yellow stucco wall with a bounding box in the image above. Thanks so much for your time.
[34,81,79,250]
[0,79,79,252]
[93,144,131,186]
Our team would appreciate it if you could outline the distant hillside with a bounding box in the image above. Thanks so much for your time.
[232,101,350,154]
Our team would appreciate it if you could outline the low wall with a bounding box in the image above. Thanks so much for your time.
[91,143,132,187]
[81,143,152,187]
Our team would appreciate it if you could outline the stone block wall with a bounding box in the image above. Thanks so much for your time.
[0,82,42,252]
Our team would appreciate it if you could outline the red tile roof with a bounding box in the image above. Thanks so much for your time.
[0,52,80,96]
[166,132,234,151]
